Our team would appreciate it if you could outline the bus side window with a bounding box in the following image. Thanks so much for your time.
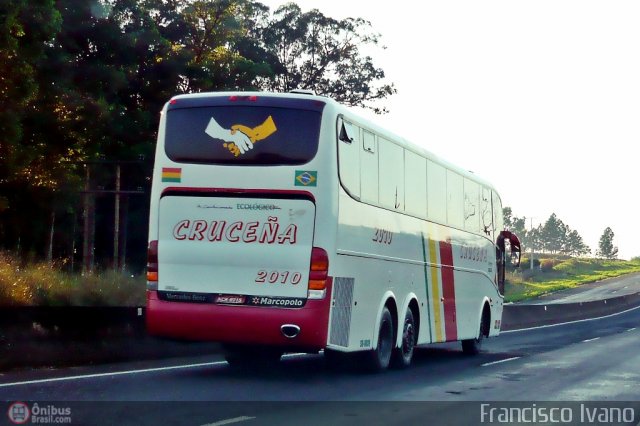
[427,160,447,224]
[463,178,481,234]
[337,118,361,198]
[492,191,503,234]
[481,187,492,237]
[339,121,353,143]
[405,150,427,218]
[446,170,464,229]
[360,130,379,204]
[378,138,404,211]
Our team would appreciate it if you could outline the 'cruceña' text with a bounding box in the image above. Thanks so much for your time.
[173,216,297,244]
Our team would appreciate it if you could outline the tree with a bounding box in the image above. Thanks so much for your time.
[0,0,61,183]
[258,3,396,113]
[540,213,563,253]
[502,209,591,257]
[502,207,513,229]
[166,0,274,94]
[596,227,618,260]
[1,0,398,265]
[503,207,534,253]
[565,229,591,257]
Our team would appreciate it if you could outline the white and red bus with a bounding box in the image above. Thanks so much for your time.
[146,91,521,371]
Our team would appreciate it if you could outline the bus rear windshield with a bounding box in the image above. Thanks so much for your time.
[165,105,322,165]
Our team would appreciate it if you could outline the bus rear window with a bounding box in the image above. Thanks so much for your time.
[165,106,322,165]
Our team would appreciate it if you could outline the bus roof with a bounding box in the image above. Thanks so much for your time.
[167,91,499,193]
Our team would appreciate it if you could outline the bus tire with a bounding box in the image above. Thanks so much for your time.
[364,306,394,372]
[461,315,487,355]
[391,307,417,368]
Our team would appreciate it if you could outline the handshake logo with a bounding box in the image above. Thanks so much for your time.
[205,116,277,157]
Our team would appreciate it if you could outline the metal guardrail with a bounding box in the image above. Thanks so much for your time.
[1,293,639,370]
[502,291,640,331]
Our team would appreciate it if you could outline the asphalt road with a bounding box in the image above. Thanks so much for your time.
[521,272,640,305]
[1,304,639,425]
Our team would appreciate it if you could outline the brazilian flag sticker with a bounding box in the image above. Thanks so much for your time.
[295,170,317,187]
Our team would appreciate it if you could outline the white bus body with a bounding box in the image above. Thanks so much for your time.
[146,92,520,370]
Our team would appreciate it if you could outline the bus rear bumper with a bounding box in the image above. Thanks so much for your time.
[146,285,332,351]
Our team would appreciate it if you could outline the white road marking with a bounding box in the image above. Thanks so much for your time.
[202,416,256,426]
[481,357,520,367]
[1,302,637,388]
[582,337,600,343]
[0,353,315,389]
[502,303,640,334]
[0,360,227,388]
[281,353,307,359]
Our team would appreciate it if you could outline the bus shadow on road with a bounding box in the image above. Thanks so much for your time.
[186,345,513,384]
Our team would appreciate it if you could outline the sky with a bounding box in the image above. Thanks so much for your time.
[262,0,640,259]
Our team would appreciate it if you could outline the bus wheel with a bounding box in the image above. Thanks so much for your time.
[461,317,486,355]
[224,345,282,369]
[365,306,394,372]
[391,308,416,368]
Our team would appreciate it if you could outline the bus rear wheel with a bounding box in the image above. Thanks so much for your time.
[391,308,416,368]
[462,316,487,355]
[364,306,394,372]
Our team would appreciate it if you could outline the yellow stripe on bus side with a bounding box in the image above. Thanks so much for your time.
[429,237,443,342]
[162,172,181,178]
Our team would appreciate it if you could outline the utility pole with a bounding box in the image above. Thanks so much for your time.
[80,159,144,275]
[82,164,95,274]
[114,164,121,270]
[530,217,535,270]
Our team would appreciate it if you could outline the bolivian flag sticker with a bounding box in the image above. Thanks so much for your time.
[295,170,317,187]
[162,167,182,183]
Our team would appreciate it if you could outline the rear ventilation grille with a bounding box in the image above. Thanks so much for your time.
[329,277,355,347]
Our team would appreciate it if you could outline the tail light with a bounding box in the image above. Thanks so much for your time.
[146,240,158,290]
[228,95,258,102]
[308,247,328,299]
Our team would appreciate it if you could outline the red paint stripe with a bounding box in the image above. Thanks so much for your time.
[439,240,457,341]
[146,279,333,350]
[162,167,182,173]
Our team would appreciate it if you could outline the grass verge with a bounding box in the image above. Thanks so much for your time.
[0,251,145,306]
[3,251,640,306]
[505,258,640,302]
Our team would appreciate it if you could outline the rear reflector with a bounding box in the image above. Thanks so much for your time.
[308,279,326,290]
[147,240,158,284]
[308,247,328,293]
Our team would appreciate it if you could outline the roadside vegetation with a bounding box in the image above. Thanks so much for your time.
[0,251,145,306]
[505,256,640,302]
[3,249,640,306]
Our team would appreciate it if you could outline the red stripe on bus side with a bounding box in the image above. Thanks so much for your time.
[162,167,182,173]
[439,240,457,341]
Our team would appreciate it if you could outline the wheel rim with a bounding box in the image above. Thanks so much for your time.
[379,318,393,362]
[402,321,415,357]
